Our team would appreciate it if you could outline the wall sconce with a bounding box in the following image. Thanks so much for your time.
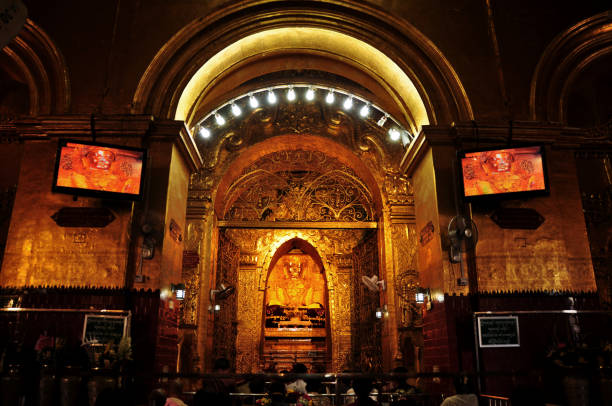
[375,304,388,319]
[208,303,221,313]
[415,288,429,304]
[172,283,186,300]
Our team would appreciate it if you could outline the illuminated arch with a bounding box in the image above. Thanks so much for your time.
[132,0,472,130]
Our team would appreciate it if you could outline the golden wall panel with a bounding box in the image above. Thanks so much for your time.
[391,223,420,329]
[474,149,596,292]
[412,149,445,291]
[1,141,131,287]
[181,221,204,327]
[236,268,260,372]
[158,144,190,289]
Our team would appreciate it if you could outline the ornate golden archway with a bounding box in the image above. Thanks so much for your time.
[217,144,380,372]
[156,0,445,372]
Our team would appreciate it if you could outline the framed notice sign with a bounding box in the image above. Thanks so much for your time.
[82,314,130,345]
[478,316,520,348]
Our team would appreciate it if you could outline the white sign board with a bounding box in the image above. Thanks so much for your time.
[478,316,520,348]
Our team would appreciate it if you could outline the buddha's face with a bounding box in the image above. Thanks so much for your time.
[287,261,302,279]
[485,151,513,172]
[87,148,115,170]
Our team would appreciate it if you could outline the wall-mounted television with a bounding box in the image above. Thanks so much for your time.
[52,139,147,200]
[459,145,549,201]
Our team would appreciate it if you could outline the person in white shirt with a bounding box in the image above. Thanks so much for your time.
[440,374,478,406]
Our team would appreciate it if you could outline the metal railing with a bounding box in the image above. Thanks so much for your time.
[480,394,511,406]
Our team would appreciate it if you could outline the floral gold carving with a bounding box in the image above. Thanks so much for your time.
[193,96,405,174]
[384,172,414,205]
[352,231,382,372]
[212,233,240,368]
[236,269,260,373]
[223,150,375,222]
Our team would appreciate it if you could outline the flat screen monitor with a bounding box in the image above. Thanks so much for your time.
[459,145,549,201]
[52,139,147,200]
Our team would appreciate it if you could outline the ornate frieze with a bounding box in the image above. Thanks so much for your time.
[195,98,405,173]
[352,231,383,372]
[212,233,240,369]
[223,150,375,222]
[391,224,421,329]
[384,172,414,205]
[236,269,260,373]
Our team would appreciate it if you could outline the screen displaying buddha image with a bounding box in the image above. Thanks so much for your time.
[55,142,144,195]
[461,146,546,197]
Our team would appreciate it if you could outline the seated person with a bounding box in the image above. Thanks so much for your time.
[345,377,379,406]
[286,362,308,394]
[440,374,477,406]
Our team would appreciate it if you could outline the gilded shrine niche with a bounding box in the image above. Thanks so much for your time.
[263,247,329,371]
[207,144,401,372]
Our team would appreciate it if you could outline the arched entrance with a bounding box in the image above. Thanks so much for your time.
[133,0,472,373]
[215,141,382,372]
[262,238,330,371]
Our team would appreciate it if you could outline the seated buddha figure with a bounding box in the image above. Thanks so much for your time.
[267,256,324,309]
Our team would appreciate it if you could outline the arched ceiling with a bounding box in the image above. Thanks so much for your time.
[176,27,429,135]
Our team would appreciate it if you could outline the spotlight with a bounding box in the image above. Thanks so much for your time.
[287,87,296,102]
[325,91,335,104]
[267,90,277,104]
[214,112,225,126]
[231,103,241,117]
[305,87,315,101]
[389,128,401,141]
[249,94,259,108]
[343,96,353,110]
[198,127,210,139]
[214,304,221,311]
[359,104,370,117]
[377,114,388,127]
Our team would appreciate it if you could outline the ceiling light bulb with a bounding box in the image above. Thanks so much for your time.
[287,87,296,101]
[214,113,225,126]
[360,104,370,117]
[306,87,315,101]
[231,103,241,117]
[249,94,259,108]
[325,91,334,104]
[343,96,353,110]
[199,127,210,139]
[267,90,277,104]
[377,114,388,127]
[389,128,401,141]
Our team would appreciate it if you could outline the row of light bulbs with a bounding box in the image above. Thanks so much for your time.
[195,85,412,144]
